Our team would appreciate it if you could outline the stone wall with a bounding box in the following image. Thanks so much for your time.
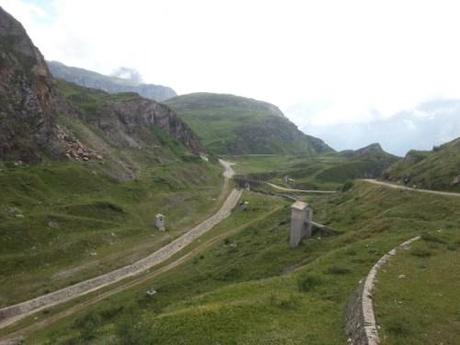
[345,236,420,345]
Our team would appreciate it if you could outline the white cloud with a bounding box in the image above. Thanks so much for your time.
[3,0,460,133]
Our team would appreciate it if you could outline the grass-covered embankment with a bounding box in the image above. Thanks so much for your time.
[26,181,460,344]
[376,231,460,345]
[0,159,223,306]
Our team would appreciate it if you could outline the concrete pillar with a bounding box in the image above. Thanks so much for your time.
[290,201,313,247]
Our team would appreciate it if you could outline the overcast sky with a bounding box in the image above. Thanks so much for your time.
[3,0,460,154]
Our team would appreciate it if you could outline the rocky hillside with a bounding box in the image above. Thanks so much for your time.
[48,61,176,101]
[384,137,460,191]
[0,6,202,177]
[56,80,202,157]
[0,7,62,162]
[164,93,333,155]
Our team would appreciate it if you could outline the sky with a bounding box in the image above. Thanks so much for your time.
[3,0,460,155]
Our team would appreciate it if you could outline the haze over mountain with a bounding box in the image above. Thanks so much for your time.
[48,61,177,102]
[287,99,460,156]
[5,0,460,155]
[1,5,460,345]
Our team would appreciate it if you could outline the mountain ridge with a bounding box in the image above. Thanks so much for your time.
[48,60,177,102]
[165,92,334,155]
[384,136,460,191]
[0,6,202,179]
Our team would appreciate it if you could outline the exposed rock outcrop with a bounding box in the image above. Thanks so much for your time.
[95,97,201,153]
[0,6,202,166]
[0,6,61,162]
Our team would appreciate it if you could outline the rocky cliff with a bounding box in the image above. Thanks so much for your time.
[57,81,202,155]
[0,6,201,169]
[0,6,61,162]
[48,61,177,102]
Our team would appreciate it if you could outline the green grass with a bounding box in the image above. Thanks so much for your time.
[0,159,223,306]
[376,231,460,345]
[230,152,397,190]
[384,137,460,192]
[24,181,460,344]
[164,93,332,155]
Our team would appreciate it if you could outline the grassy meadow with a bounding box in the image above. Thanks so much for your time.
[0,159,223,306]
[229,153,395,190]
[376,231,460,345]
[19,180,460,344]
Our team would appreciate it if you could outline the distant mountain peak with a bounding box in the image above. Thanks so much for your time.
[356,143,384,154]
[47,61,177,101]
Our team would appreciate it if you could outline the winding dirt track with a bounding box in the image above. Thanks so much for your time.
[0,160,241,331]
[362,179,460,197]
[265,182,336,194]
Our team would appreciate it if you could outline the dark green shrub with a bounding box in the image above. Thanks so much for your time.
[327,265,351,275]
[297,274,321,292]
[341,180,354,192]
[421,232,447,244]
[410,248,432,258]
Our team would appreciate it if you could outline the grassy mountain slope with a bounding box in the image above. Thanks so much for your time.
[164,93,333,155]
[0,160,222,306]
[0,6,224,307]
[29,182,460,344]
[48,61,176,101]
[231,144,399,190]
[384,137,460,192]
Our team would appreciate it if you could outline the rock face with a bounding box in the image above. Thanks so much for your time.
[48,61,177,102]
[56,80,203,156]
[0,6,61,162]
[0,7,202,166]
[110,99,201,154]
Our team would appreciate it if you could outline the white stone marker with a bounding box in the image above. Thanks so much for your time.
[155,214,166,231]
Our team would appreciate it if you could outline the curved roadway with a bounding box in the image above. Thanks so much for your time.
[0,160,241,330]
[362,179,460,197]
[266,182,336,194]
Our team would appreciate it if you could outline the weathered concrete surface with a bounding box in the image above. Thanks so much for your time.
[290,201,313,247]
[362,179,460,198]
[0,161,241,330]
[346,236,420,345]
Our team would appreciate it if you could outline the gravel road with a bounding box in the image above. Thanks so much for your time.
[0,160,241,330]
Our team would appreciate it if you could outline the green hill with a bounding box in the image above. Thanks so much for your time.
[164,93,333,155]
[231,143,399,190]
[0,6,223,307]
[384,137,460,191]
[29,182,460,345]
